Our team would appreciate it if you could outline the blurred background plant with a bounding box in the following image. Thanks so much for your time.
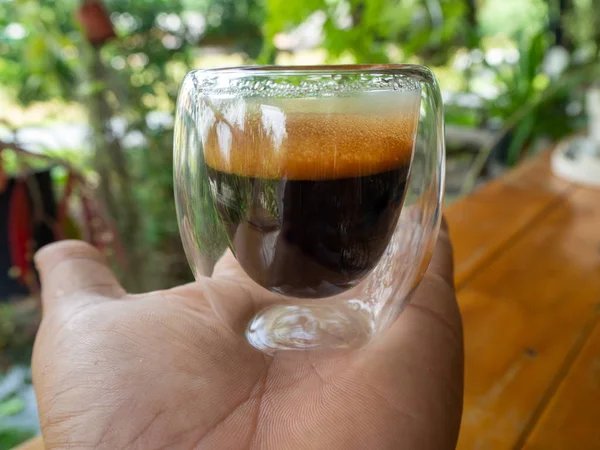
[1,0,599,446]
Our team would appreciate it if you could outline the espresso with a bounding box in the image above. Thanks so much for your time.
[207,166,409,297]
[201,92,420,298]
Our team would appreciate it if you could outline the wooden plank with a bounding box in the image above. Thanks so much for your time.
[447,182,565,288]
[447,152,573,288]
[456,187,600,449]
[522,319,600,450]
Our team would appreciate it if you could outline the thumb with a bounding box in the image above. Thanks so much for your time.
[423,215,454,287]
[34,240,126,312]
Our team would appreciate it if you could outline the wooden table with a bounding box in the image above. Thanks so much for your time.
[16,152,600,450]
[448,152,600,449]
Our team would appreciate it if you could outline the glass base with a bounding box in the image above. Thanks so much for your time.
[246,301,373,354]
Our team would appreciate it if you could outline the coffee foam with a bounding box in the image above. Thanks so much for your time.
[202,90,420,180]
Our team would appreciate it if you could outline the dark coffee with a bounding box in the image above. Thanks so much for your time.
[202,100,419,298]
[207,165,410,298]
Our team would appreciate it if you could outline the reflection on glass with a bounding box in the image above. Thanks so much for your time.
[174,66,445,354]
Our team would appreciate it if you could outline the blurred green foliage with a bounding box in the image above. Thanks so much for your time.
[1,1,600,445]
[0,0,598,287]
[262,0,475,64]
[0,427,36,450]
[0,0,598,285]
[486,32,595,165]
[0,0,82,104]
[0,365,38,449]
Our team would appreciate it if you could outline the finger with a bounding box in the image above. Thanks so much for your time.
[359,219,463,450]
[382,214,462,353]
[212,250,260,291]
[423,215,454,287]
[375,215,461,350]
[35,240,126,312]
[212,250,281,297]
[211,250,278,296]
[407,214,458,323]
[212,250,248,281]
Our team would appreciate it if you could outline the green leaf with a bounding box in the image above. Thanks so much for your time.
[0,429,36,450]
[0,397,25,417]
[506,112,535,166]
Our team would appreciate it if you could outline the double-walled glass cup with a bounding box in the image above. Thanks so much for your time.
[174,65,445,354]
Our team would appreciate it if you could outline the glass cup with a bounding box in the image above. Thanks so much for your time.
[174,65,445,354]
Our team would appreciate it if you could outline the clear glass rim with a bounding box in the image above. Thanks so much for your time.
[189,63,432,77]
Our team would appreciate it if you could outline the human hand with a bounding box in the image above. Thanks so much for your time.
[32,220,462,450]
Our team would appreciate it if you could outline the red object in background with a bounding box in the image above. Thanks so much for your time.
[76,0,116,46]
[8,179,34,288]
[0,158,8,193]
[0,144,128,298]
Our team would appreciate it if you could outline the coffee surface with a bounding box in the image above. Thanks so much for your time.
[202,95,419,297]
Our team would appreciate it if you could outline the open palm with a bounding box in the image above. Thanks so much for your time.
[32,222,462,450]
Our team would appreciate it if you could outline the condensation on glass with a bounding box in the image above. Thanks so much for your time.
[174,65,445,354]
